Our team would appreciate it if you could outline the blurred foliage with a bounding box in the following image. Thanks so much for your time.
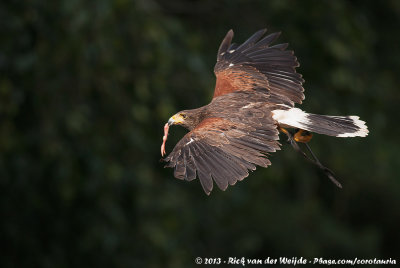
[1,0,400,267]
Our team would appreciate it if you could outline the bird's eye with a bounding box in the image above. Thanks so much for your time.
[181,113,187,119]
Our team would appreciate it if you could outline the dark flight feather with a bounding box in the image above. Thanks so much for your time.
[217,30,234,60]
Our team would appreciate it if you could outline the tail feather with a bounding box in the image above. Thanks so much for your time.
[272,108,369,137]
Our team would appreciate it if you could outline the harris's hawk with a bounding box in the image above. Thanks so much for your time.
[161,29,368,195]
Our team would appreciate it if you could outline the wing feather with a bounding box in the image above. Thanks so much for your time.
[163,114,279,194]
[217,29,234,60]
[204,149,245,186]
[213,29,304,106]
[174,153,185,180]
[191,143,214,194]
[183,147,196,181]
[236,29,267,52]
[202,150,230,191]
[244,32,281,51]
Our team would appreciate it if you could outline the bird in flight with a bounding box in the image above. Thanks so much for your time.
[161,29,368,195]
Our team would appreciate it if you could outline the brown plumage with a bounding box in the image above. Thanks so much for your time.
[161,28,368,195]
[163,91,281,194]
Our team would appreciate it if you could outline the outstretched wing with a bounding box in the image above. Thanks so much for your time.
[214,29,305,107]
[163,108,280,195]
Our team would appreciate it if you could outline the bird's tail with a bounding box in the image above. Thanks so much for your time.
[272,108,369,137]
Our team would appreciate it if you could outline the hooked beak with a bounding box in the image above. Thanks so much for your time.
[168,114,184,126]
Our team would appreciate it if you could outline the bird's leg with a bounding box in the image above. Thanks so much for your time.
[304,143,342,188]
[294,129,313,143]
[278,127,308,158]
[278,126,342,188]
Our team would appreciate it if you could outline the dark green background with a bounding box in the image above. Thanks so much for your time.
[1,0,400,267]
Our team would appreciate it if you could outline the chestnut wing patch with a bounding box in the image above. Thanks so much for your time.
[214,29,305,107]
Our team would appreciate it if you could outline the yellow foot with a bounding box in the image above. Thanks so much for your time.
[294,129,313,143]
